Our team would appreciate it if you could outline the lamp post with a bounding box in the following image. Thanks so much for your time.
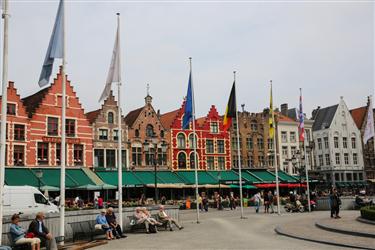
[35,169,43,191]
[144,133,167,204]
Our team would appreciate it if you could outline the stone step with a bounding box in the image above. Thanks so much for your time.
[275,217,375,250]
[316,217,375,238]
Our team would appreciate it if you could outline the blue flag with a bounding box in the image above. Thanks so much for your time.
[182,71,193,129]
[39,0,64,87]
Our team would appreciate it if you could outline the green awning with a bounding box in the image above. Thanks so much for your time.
[134,171,165,185]
[5,168,40,186]
[176,171,218,185]
[241,171,262,184]
[31,169,78,188]
[96,171,143,187]
[229,184,257,189]
[272,171,298,183]
[249,170,277,183]
[208,171,241,183]
[66,169,95,186]
[156,171,185,184]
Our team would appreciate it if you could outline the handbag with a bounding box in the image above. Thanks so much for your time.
[94,224,102,230]
[25,232,35,238]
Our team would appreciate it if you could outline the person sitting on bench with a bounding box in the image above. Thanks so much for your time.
[157,205,183,231]
[10,214,41,250]
[96,209,114,240]
[106,207,126,239]
[134,207,160,233]
[28,212,57,250]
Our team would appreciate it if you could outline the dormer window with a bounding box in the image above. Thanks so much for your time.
[108,112,114,124]
[210,122,218,133]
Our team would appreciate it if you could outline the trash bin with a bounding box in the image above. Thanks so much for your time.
[243,198,248,207]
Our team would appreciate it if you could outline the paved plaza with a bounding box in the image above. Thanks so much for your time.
[91,208,368,250]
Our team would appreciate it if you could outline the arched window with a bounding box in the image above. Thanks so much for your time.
[177,134,186,148]
[189,133,197,149]
[146,124,154,137]
[160,130,165,138]
[190,152,198,169]
[178,152,187,169]
[108,112,114,124]
[135,129,140,137]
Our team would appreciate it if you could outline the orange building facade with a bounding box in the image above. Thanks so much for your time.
[1,69,93,167]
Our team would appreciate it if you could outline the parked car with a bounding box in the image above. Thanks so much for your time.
[3,185,59,216]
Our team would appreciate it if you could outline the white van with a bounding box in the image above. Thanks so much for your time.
[2,185,59,216]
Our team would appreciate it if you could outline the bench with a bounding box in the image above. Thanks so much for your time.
[6,233,30,250]
[68,220,104,242]
[127,215,169,233]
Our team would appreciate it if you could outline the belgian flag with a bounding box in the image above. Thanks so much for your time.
[223,81,236,130]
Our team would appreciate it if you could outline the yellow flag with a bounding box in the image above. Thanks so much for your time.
[269,82,274,138]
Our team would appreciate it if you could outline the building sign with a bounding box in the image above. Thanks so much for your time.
[42,136,80,144]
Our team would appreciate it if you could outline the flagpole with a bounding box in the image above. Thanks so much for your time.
[59,0,66,243]
[116,13,123,230]
[234,71,245,219]
[300,88,311,212]
[271,80,281,215]
[0,0,9,244]
[189,57,200,224]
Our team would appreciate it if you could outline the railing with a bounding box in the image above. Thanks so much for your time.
[1,205,179,245]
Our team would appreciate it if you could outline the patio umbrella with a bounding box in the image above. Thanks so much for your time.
[76,184,102,190]
[100,184,117,190]
[40,185,60,192]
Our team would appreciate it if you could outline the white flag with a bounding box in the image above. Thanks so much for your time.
[99,17,121,102]
[363,96,374,144]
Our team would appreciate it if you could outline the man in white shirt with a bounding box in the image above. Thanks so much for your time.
[157,205,183,231]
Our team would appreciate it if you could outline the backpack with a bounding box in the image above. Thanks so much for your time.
[149,224,157,233]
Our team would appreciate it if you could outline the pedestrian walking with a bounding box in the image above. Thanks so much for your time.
[329,188,341,219]
[253,192,261,213]
[264,191,269,213]
[268,191,274,213]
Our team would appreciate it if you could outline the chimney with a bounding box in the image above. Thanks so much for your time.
[241,104,245,112]
[312,106,321,119]
[281,103,288,115]
[157,109,160,117]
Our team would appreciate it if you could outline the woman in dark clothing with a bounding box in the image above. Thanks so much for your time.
[329,189,341,219]
[263,191,269,213]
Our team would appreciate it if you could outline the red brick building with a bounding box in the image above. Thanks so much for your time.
[19,69,93,167]
[0,82,30,166]
[161,103,231,171]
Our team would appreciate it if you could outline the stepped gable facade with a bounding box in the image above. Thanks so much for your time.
[0,82,30,166]
[161,103,231,171]
[85,91,128,169]
[21,68,93,167]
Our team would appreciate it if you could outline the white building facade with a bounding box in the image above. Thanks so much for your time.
[276,114,301,175]
[312,97,365,187]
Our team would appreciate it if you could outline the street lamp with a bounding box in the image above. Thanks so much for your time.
[35,169,43,191]
[144,133,168,204]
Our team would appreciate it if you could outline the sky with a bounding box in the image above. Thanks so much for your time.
[2,0,374,118]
